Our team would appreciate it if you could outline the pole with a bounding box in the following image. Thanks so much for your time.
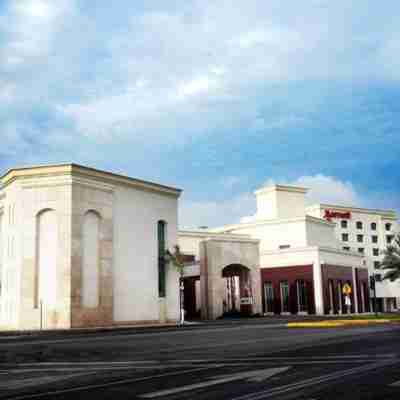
[372,275,378,317]
[40,300,43,330]
[179,279,185,325]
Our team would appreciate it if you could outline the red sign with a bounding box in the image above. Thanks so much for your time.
[324,209,351,221]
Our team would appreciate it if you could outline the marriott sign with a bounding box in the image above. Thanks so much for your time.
[324,209,352,221]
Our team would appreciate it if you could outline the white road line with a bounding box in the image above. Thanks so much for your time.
[389,380,400,387]
[139,367,290,398]
[0,366,179,373]
[172,354,397,362]
[0,372,94,391]
[6,366,214,400]
[231,360,400,400]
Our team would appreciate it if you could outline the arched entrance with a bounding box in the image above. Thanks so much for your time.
[222,264,253,316]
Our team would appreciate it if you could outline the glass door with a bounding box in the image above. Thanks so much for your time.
[264,282,274,313]
[280,281,289,313]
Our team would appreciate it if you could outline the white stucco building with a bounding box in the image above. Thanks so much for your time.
[0,164,181,330]
[1,163,398,329]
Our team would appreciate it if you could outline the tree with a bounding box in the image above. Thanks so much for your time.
[165,245,186,324]
[378,234,400,282]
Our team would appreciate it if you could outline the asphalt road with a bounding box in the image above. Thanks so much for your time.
[0,322,399,399]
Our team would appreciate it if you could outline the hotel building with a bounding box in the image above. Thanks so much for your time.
[0,163,398,329]
[179,184,399,318]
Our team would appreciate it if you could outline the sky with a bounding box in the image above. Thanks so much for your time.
[1,0,399,228]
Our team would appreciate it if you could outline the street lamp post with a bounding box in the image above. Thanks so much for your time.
[179,280,185,325]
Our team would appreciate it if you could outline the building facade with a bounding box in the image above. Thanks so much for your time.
[307,204,399,311]
[1,163,398,329]
[179,184,398,319]
[0,164,181,330]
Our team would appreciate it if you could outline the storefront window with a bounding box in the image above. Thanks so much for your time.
[280,281,289,313]
[264,282,274,313]
[296,280,307,313]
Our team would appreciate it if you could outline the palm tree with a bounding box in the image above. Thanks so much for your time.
[378,234,400,281]
[165,245,186,324]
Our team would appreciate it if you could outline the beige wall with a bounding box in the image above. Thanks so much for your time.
[0,165,181,330]
[200,238,261,320]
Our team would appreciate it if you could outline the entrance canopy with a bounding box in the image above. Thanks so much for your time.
[199,238,261,320]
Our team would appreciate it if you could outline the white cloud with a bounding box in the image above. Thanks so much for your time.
[264,174,362,206]
[293,175,361,206]
[179,192,255,229]
[178,76,216,98]
[2,0,400,160]
[14,0,53,19]
[180,174,367,228]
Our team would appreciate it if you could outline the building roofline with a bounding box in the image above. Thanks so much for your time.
[210,214,335,233]
[255,184,308,196]
[307,203,397,219]
[1,163,182,197]
[261,245,365,259]
[178,229,252,239]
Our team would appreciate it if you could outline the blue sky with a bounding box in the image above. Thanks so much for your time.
[1,0,399,228]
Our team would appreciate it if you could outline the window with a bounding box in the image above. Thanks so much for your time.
[374,261,380,269]
[372,235,378,244]
[280,281,289,313]
[387,235,394,244]
[356,221,363,229]
[371,222,377,231]
[264,282,274,313]
[296,280,308,313]
[358,247,364,254]
[158,220,167,298]
[343,246,350,251]
[357,234,363,243]
[341,220,348,229]
[373,248,379,257]
[385,223,392,231]
[342,233,349,242]
[36,209,58,309]
[82,211,100,308]
[375,274,382,282]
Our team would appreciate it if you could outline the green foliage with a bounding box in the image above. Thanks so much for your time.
[165,245,185,277]
[378,234,400,282]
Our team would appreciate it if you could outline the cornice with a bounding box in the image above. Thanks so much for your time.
[307,203,397,219]
[261,245,364,259]
[179,230,251,239]
[211,214,334,233]
[255,184,308,196]
[1,163,182,198]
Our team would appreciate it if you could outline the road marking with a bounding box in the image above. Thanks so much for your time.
[139,367,290,398]
[0,372,93,390]
[231,360,400,400]
[389,380,400,387]
[6,366,215,400]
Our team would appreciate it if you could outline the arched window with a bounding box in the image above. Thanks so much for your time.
[82,211,100,308]
[36,209,58,309]
[157,221,167,298]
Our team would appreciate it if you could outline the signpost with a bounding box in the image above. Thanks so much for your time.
[342,283,352,314]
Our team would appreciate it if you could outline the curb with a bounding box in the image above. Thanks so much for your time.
[287,319,394,328]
